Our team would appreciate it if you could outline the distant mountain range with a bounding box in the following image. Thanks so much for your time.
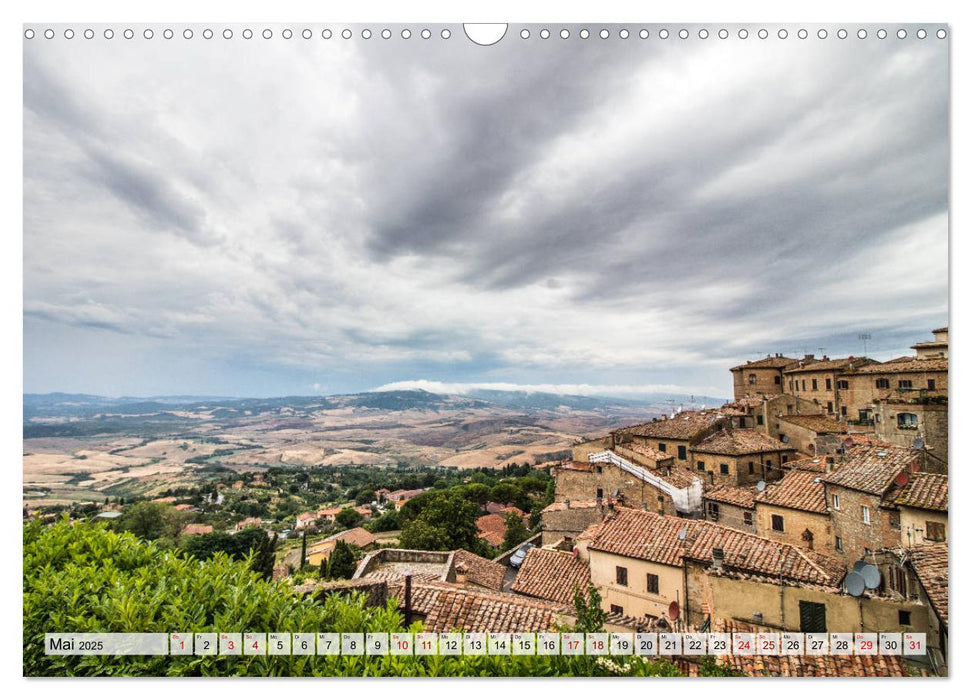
[23,388,728,423]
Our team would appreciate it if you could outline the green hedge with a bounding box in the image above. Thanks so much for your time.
[24,518,711,677]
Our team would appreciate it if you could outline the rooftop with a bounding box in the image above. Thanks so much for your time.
[822,445,920,496]
[452,549,506,591]
[756,470,828,513]
[476,514,509,547]
[510,547,591,604]
[908,543,948,627]
[692,429,790,456]
[895,473,948,512]
[704,485,758,509]
[849,357,949,375]
[782,455,831,473]
[620,411,725,441]
[777,414,844,434]
[542,499,599,513]
[589,509,844,587]
[730,356,799,371]
[783,357,873,374]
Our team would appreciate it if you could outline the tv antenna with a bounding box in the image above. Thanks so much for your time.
[858,333,871,357]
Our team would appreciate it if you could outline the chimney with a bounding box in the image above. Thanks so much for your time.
[711,547,725,572]
[825,456,835,472]
[454,562,469,586]
[804,354,815,361]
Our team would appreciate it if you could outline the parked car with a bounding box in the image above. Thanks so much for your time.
[509,543,536,568]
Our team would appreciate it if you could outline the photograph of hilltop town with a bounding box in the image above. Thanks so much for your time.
[23,23,948,679]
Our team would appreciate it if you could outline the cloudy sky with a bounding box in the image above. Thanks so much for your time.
[23,24,949,399]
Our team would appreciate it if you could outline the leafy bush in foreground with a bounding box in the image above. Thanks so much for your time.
[25,519,699,677]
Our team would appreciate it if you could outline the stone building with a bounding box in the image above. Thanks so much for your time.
[754,469,834,555]
[613,410,729,469]
[703,485,757,532]
[911,326,948,360]
[872,396,948,469]
[729,355,798,399]
[690,429,795,487]
[837,356,948,423]
[540,498,602,546]
[783,355,875,415]
[894,472,948,547]
[773,413,846,456]
[883,543,948,673]
[821,444,920,563]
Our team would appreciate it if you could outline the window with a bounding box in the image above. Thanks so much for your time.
[812,378,818,391]
[720,463,729,475]
[743,511,753,526]
[840,406,847,416]
[889,512,900,530]
[827,401,833,412]
[799,601,827,633]
[678,445,687,460]
[788,380,794,391]
[707,502,720,521]
[697,460,705,471]
[897,413,918,428]
[779,433,787,444]
[825,378,832,391]
[595,465,602,474]
[616,566,628,586]
[774,376,781,385]
[646,573,660,595]
[748,461,755,474]
[926,521,946,542]
[802,380,806,391]
[835,536,843,552]
[898,610,911,626]
[928,379,936,391]
[757,414,764,426]
[862,505,871,524]
[748,374,757,386]
[832,494,840,510]
[771,514,785,532]
[766,459,773,469]
[837,379,849,389]
[610,604,624,615]
[658,443,666,453]
[898,379,913,389]
[876,378,890,389]
[596,488,604,499]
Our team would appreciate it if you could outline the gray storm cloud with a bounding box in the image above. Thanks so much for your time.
[23,26,948,397]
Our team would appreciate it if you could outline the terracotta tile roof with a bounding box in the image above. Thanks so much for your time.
[660,464,703,490]
[180,523,213,536]
[510,548,591,604]
[777,414,844,433]
[723,395,778,410]
[317,507,343,517]
[704,485,757,509]
[756,470,828,513]
[908,543,948,627]
[390,581,569,632]
[542,499,599,513]
[932,326,948,334]
[452,549,506,591]
[849,357,949,374]
[783,357,873,374]
[895,473,948,512]
[589,509,843,587]
[783,455,831,473]
[692,429,790,456]
[621,411,725,440]
[235,517,262,530]
[730,356,799,371]
[625,442,674,463]
[822,445,920,495]
[476,514,508,547]
[325,526,378,549]
[709,621,910,677]
[555,461,594,473]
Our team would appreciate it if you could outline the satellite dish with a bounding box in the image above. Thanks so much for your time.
[780,435,789,443]
[861,564,882,589]
[894,471,911,488]
[912,438,925,450]
[756,481,766,492]
[678,528,687,541]
[668,600,680,620]
[846,571,866,597]
[852,560,868,573]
